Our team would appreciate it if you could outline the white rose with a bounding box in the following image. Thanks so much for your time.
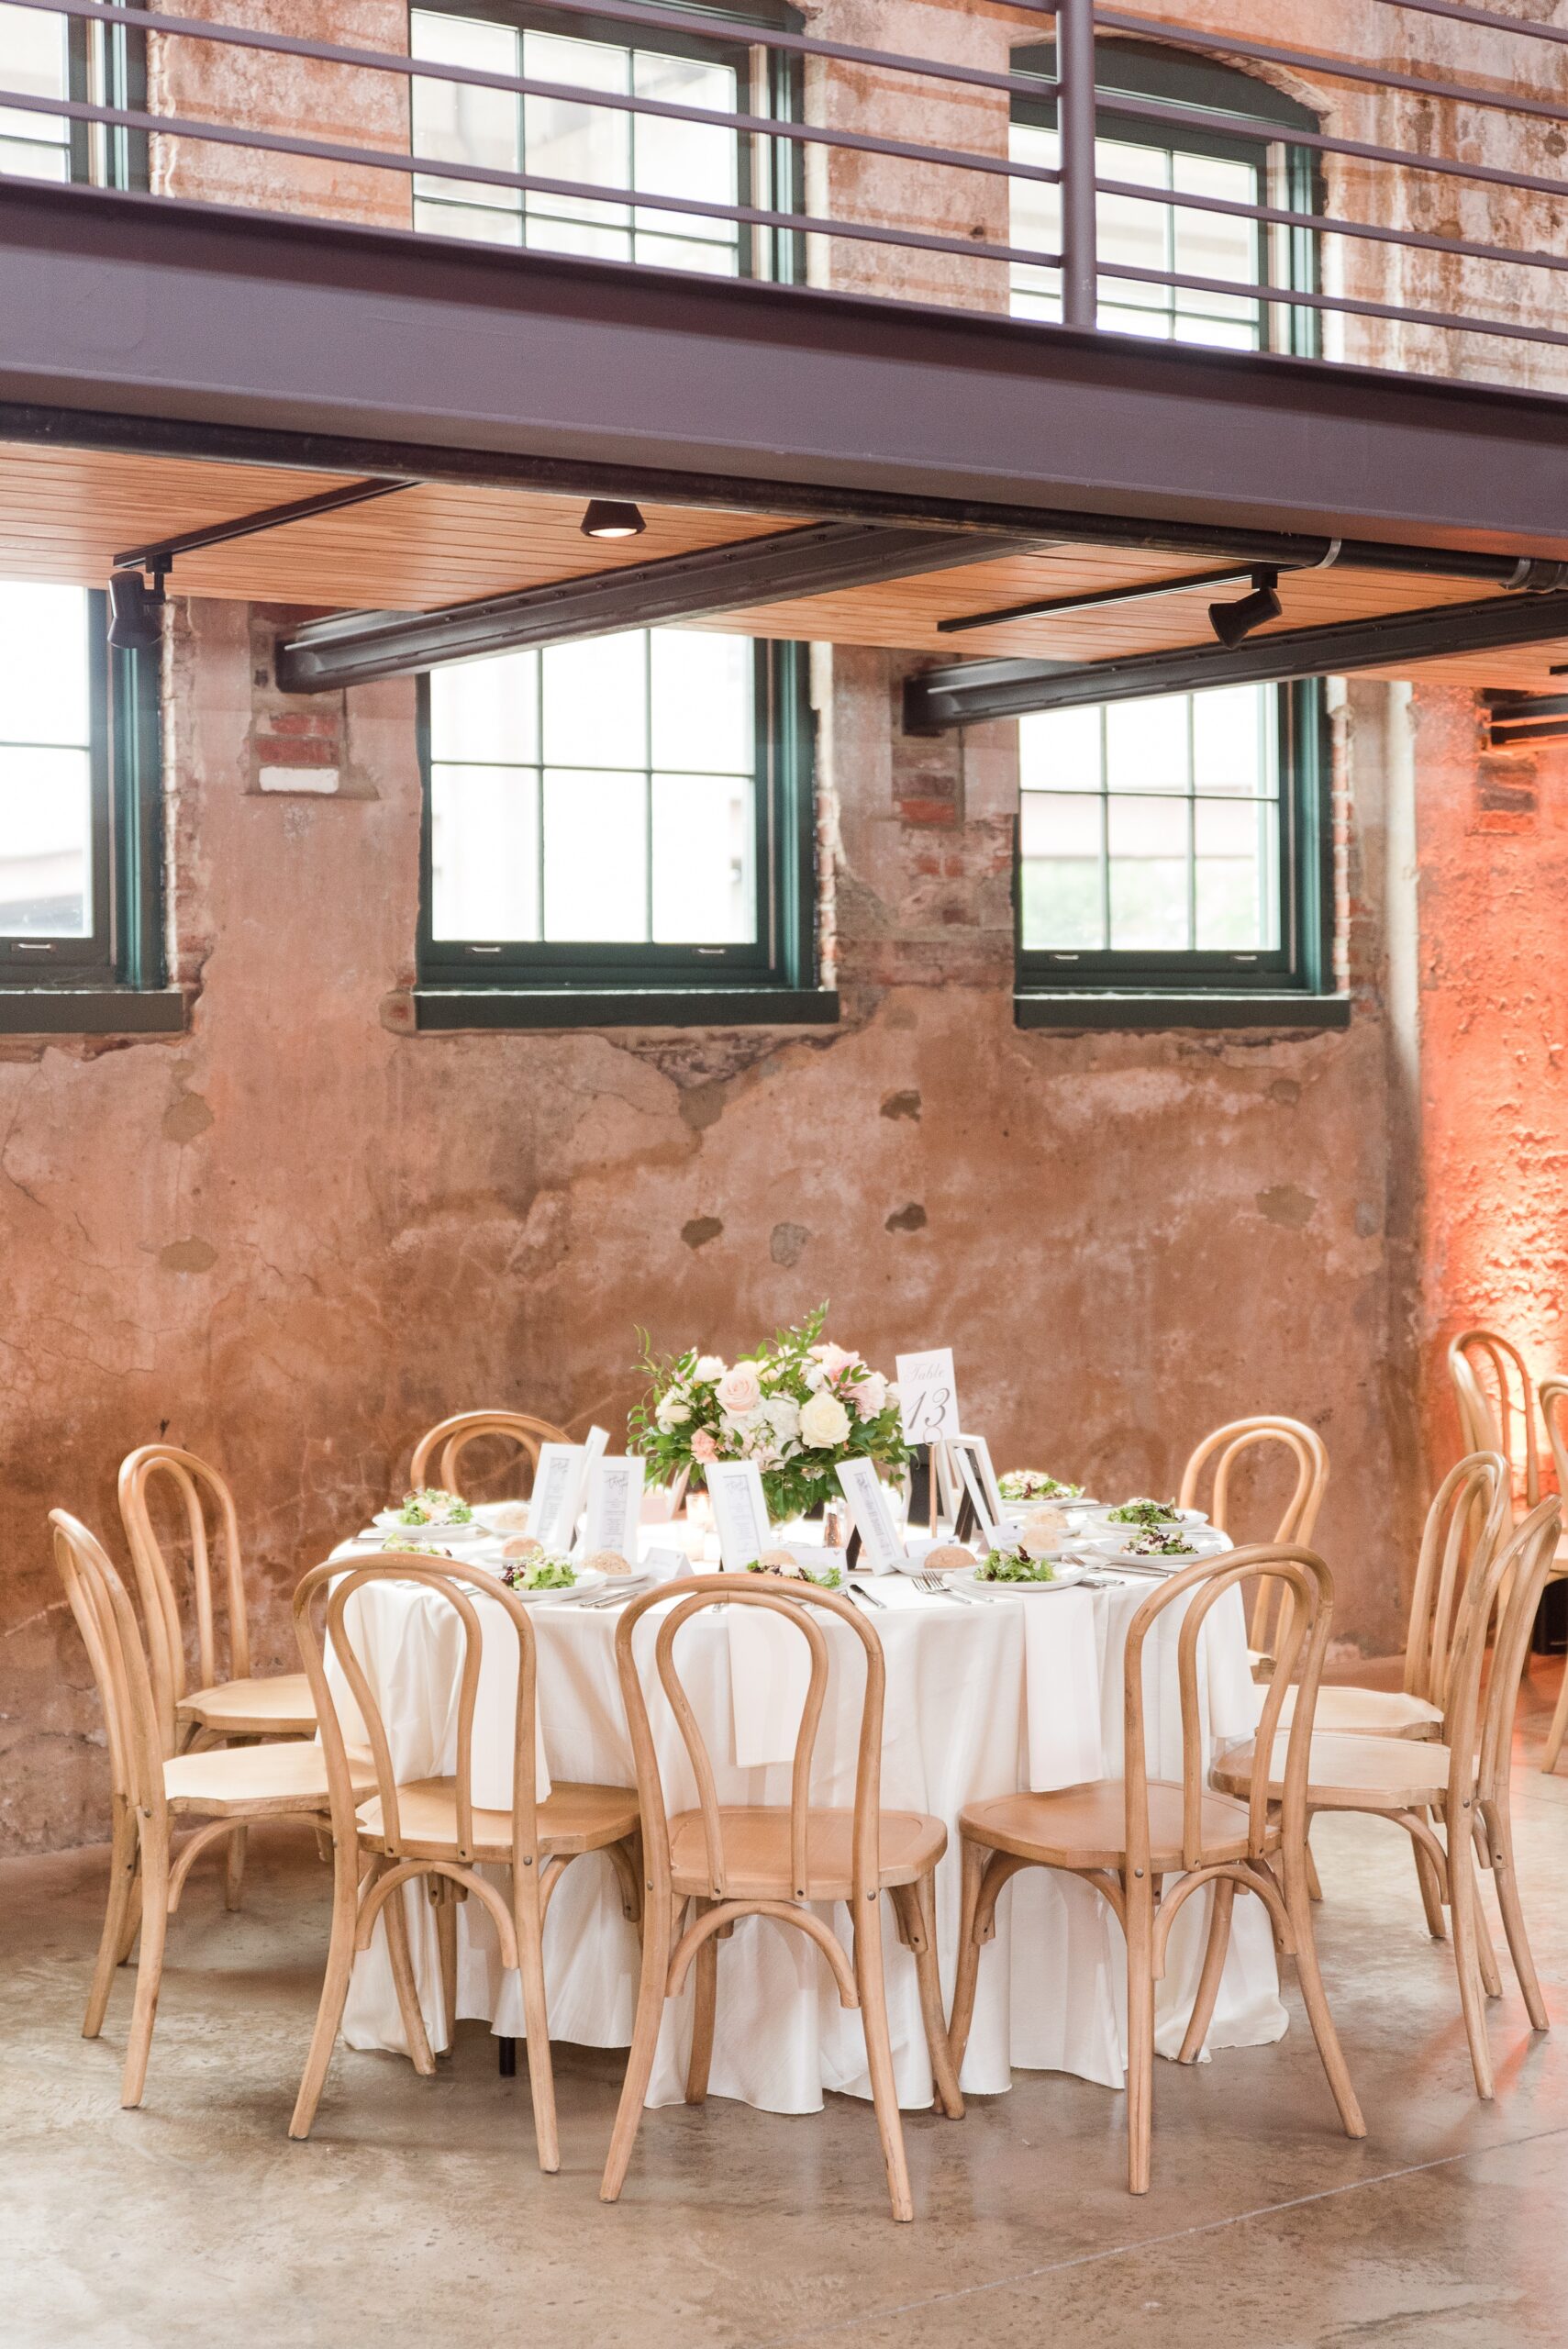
[799,1391,851,1450]
[694,1355,727,1382]
[656,1395,691,1431]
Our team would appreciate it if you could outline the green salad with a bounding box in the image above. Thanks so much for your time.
[397,1486,474,1528]
[1118,1529,1196,1558]
[976,1548,1058,1584]
[501,1554,576,1593]
[999,1470,1084,1503]
[747,1558,843,1590]
[381,1536,455,1559]
[1106,1496,1182,1527]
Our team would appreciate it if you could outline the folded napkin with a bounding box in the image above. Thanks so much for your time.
[1022,1586,1106,1791]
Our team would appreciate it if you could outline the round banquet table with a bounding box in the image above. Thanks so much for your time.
[324,1544,1283,2114]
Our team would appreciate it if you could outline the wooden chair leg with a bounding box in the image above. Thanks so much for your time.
[1484,1798,1549,2033]
[854,1890,914,2223]
[223,1822,249,1913]
[1474,1900,1504,2002]
[1280,1839,1365,2141]
[288,1830,361,2141]
[383,1878,436,2076]
[684,1906,717,2108]
[435,1882,459,2049]
[1124,1875,1157,2196]
[947,1835,989,2083]
[1450,1821,1496,2099]
[1177,1874,1235,2065]
[83,1797,139,2040]
[1541,1656,1568,1775]
[514,1876,560,2176]
[600,1895,675,2204]
[1412,1808,1449,1941]
[120,1818,171,2110]
[896,1876,963,2120]
[1303,1834,1323,1904]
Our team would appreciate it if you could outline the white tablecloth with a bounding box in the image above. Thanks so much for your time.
[327,1553,1283,2112]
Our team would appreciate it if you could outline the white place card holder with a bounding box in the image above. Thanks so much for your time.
[558,1425,608,1549]
[952,1432,1005,1526]
[703,1460,772,1572]
[953,1442,1000,1546]
[526,1444,583,1549]
[834,1458,907,1575]
[895,1347,962,1445]
[583,1453,645,1558]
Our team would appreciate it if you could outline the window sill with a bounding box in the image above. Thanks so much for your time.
[1014,990,1351,1033]
[0,986,186,1036]
[409,985,841,1032]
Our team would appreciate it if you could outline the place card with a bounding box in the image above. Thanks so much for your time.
[835,1458,907,1575]
[558,1425,607,1547]
[582,1453,645,1559]
[895,1347,961,1444]
[952,1441,1000,1545]
[703,1459,772,1572]
[952,1432,1004,1525]
[526,1443,582,1548]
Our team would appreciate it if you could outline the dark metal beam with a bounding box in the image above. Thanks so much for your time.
[275,520,1039,691]
[903,588,1568,729]
[9,180,1568,561]
[113,476,411,573]
[937,562,1263,635]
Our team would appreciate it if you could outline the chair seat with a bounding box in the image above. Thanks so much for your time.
[666,1805,946,1902]
[1213,1730,1454,1812]
[356,1776,639,1864]
[1276,1683,1444,1740]
[178,1671,317,1737]
[163,1739,373,1819]
[960,1781,1262,1874]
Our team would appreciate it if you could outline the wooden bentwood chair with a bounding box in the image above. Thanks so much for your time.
[408,1410,569,1498]
[949,1545,1364,2195]
[50,1511,373,2109]
[291,1554,640,2165]
[1215,1497,1562,2099]
[599,1575,963,2223]
[1179,1416,1329,1674]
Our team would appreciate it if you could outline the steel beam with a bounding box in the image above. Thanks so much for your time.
[114,477,410,573]
[9,181,1568,560]
[903,588,1568,729]
[274,519,1038,691]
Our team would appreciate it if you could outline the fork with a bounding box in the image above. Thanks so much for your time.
[577,1578,651,1609]
[913,1572,982,1603]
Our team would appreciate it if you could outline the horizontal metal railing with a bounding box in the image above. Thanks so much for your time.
[2,0,1567,383]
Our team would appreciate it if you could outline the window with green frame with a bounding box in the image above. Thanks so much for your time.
[0,580,164,998]
[408,0,802,279]
[418,630,817,996]
[1008,44,1329,1002]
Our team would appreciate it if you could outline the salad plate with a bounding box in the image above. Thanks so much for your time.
[1084,1501,1208,1534]
[956,1557,1089,1596]
[506,1562,605,1603]
[373,1508,484,1542]
[1087,1534,1218,1572]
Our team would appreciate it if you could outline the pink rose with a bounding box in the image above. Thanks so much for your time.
[817,1343,859,1382]
[716,1364,762,1416]
[690,1429,719,1463]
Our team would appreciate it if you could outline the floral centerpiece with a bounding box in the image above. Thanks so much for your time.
[628,1303,909,1525]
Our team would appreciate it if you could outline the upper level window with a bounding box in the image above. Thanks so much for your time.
[410,2,800,278]
[1009,39,1320,354]
[419,629,816,1001]
[0,0,147,189]
[0,580,163,999]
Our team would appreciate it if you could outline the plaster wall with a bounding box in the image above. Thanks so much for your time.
[3,0,1564,1854]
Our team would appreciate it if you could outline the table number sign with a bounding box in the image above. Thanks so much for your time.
[582,1453,645,1559]
[703,1459,772,1572]
[560,1426,608,1544]
[526,1443,582,1548]
[895,1347,961,1444]
[835,1458,907,1575]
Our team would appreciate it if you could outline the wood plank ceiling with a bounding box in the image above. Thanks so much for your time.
[3,438,1567,693]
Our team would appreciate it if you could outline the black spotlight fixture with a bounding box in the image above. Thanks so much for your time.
[580,498,646,541]
[1208,566,1283,649]
[106,565,167,651]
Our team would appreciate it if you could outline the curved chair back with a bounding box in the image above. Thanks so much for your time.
[1178,1417,1329,1660]
[294,1553,544,1877]
[50,1508,169,1824]
[615,1575,884,1910]
[118,1444,251,1750]
[1122,1543,1332,1877]
[1449,1330,1540,1512]
[408,1410,570,1499]
[1537,1375,1568,1507]
[1404,1452,1509,1712]
[1442,1497,1561,1816]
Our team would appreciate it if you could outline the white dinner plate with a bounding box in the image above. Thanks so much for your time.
[1084,1505,1208,1535]
[954,1558,1090,1597]
[373,1508,484,1542]
[506,1564,605,1603]
[998,1489,1099,1512]
[1087,1536,1218,1572]
[472,1503,535,1535]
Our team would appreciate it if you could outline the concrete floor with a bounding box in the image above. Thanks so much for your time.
[6,1664,1568,2349]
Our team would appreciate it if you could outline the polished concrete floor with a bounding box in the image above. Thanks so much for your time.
[6,1664,1567,2349]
